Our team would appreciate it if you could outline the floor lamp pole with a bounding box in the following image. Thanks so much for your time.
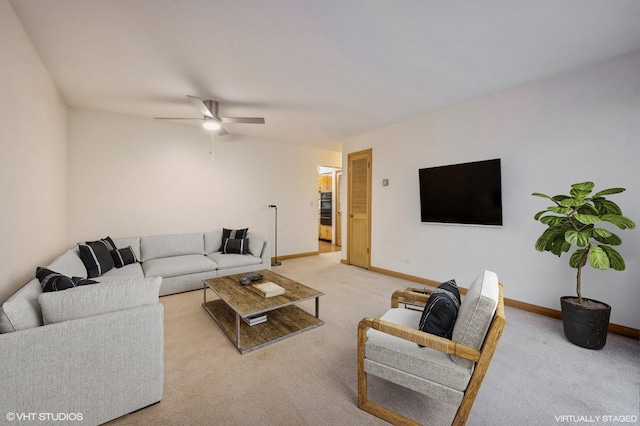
[268,205,281,266]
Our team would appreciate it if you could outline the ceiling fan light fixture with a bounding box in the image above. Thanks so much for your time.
[202,119,221,131]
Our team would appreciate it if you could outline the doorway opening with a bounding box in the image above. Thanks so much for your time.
[318,165,342,253]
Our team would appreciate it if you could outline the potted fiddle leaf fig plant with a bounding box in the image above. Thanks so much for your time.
[532,182,636,349]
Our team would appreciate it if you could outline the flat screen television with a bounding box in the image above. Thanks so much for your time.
[419,159,502,226]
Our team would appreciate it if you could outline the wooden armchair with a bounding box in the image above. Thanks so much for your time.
[357,271,505,426]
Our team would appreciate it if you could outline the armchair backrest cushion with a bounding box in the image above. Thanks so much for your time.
[451,270,499,368]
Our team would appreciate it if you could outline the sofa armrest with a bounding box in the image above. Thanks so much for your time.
[358,316,481,362]
[0,304,164,425]
[260,240,271,267]
[391,288,432,308]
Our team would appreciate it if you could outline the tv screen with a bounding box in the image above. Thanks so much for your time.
[419,159,502,226]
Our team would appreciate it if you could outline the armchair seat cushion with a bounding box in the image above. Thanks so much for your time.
[365,308,472,391]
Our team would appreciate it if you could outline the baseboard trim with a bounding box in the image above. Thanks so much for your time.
[368,265,639,340]
[271,251,318,263]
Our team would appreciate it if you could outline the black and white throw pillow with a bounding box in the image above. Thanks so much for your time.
[100,236,117,251]
[111,246,138,268]
[418,279,461,340]
[221,238,250,254]
[79,240,115,278]
[36,267,98,292]
[222,228,248,239]
[219,228,249,251]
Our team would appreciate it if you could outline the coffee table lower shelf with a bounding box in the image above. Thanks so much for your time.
[203,299,324,354]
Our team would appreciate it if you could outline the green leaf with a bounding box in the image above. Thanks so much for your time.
[569,248,588,268]
[548,206,573,215]
[560,198,586,208]
[570,188,592,199]
[592,228,622,245]
[600,245,626,271]
[565,230,590,247]
[588,246,610,269]
[576,203,598,216]
[552,195,570,203]
[551,240,571,256]
[535,227,566,253]
[593,187,625,197]
[540,215,566,226]
[601,214,637,230]
[574,214,601,225]
[532,192,553,200]
[533,210,549,221]
[571,182,594,192]
[593,199,622,215]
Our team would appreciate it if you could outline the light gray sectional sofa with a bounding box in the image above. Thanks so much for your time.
[0,230,270,425]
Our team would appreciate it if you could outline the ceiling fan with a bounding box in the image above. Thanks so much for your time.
[154,95,265,136]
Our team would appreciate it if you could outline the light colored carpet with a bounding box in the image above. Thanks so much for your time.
[107,252,639,425]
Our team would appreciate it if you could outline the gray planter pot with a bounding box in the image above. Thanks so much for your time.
[560,296,611,350]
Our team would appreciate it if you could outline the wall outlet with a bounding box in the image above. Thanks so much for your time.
[399,258,411,264]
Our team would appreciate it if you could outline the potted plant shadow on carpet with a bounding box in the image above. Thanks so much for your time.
[532,182,636,349]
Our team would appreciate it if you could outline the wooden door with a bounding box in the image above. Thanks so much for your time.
[335,170,342,247]
[348,149,371,268]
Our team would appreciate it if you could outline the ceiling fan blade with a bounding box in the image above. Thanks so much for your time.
[220,117,265,124]
[216,126,229,136]
[154,117,202,120]
[187,95,214,118]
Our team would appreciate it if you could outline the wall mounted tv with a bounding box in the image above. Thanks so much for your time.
[419,158,502,226]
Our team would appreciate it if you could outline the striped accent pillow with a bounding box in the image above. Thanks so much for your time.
[221,238,249,254]
[79,240,115,278]
[111,246,138,268]
[219,228,248,251]
[36,267,98,292]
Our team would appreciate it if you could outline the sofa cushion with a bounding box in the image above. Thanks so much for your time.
[0,278,43,333]
[204,231,223,254]
[140,233,205,261]
[451,270,499,368]
[366,307,472,391]
[142,254,217,278]
[48,248,88,278]
[36,267,98,292]
[207,252,262,269]
[221,238,249,254]
[418,279,460,339]
[38,277,162,325]
[111,246,138,268]
[79,241,115,277]
[247,232,265,257]
[95,262,144,282]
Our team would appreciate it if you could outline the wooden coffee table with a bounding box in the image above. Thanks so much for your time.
[202,270,324,354]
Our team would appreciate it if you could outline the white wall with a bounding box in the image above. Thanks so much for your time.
[68,108,341,256]
[0,1,69,303]
[343,51,640,329]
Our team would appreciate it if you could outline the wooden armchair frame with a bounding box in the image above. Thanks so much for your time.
[357,284,505,426]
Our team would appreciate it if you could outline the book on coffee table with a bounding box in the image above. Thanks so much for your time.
[243,314,267,326]
[252,281,285,298]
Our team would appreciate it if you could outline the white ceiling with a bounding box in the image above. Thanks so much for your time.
[10,0,640,152]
